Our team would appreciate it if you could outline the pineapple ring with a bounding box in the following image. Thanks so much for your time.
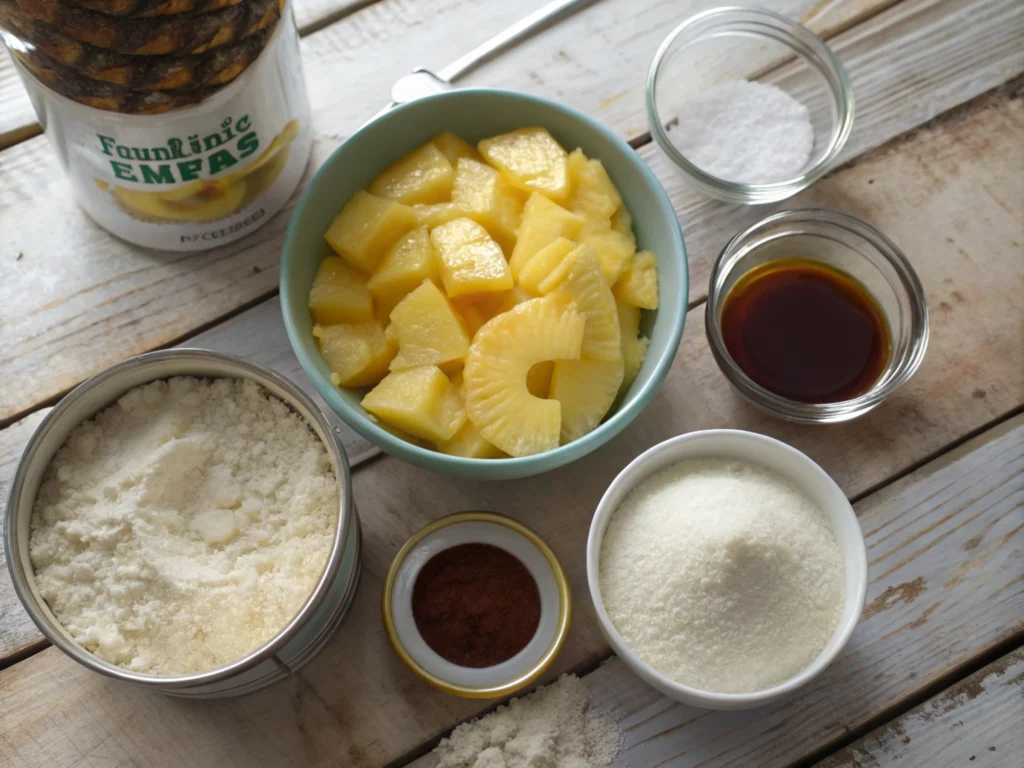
[463,294,585,458]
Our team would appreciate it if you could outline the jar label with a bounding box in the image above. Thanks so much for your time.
[9,10,312,251]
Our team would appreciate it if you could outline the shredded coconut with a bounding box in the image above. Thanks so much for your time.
[671,79,814,184]
[434,675,620,768]
[29,376,338,675]
[600,457,843,694]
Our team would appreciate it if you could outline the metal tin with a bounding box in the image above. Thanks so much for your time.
[4,349,361,698]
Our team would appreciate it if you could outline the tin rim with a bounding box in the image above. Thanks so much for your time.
[4,348,355,690]
[381,511,572,699]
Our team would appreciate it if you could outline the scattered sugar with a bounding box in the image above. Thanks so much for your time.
[600,457,843,693]
[434,675,620,768]
[672,79,814,184]
[29,376,338,676]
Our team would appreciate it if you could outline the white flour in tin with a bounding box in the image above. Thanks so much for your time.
[29,376,337,676]
[600,457,843,694]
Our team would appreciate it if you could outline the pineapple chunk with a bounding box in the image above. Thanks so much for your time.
[453,298,487,338]
[464,293,585,457]
[437,375,503,457]
[308,256,374,324]
[389,280,471,370]
[614,250,659,309]
[369,141,454,205]
[526,360,555,398]
[518,237,576,296]
[367,226,440,318]
[451,159,524,254]
[509,193,586,278]
[411,201,473,229]
[540,245,621,362]
[326,190,417,273]
[314,322,396,387]
[567,149,622,221]
[361,366,465,443]
[550,359,624,443]
[437,421,505,458]
[432,132,483,167]
[430,218,513,299]
[611,206,636,245]
[582,227,635,285]
[616,301,648,394]
[478,127,570,201]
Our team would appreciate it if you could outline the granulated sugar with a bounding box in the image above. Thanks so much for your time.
[433,675,620,768]
[672,79,814,184]
[600,457,843,694]
[30,376,337,675]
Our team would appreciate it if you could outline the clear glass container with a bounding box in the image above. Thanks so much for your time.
[706,209,929,423]
[647,7,854,204]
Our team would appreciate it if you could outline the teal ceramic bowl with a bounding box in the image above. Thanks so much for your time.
[281,88,687,480]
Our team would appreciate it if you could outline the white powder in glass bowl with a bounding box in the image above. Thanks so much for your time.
[599,457,843,694]
[672,79,814,184]
[29,376,338,676]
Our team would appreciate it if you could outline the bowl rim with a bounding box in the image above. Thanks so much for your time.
[4,348,355,691]
[645,5,855,203]
[586,428,868,708]
[281,87,688,477]
[380,510,571,699]
[705,207,930,423]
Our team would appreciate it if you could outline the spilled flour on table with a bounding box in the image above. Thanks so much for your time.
[434,675,620,768]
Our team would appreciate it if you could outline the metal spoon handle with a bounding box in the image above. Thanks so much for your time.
[436,0,594,83]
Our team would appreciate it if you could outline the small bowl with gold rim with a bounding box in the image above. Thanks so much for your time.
[382,511,570,699]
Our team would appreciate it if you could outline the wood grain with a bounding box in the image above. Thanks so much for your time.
[1,0,1018,427]
[408,416,1024,768]
[640,0,1024,303]
[0,0,893,151]
[815,648,1024,768]
[0,92,1021,765]
[0,410,1019,768]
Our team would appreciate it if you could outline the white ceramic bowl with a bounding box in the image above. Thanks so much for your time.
[586,429,867,710]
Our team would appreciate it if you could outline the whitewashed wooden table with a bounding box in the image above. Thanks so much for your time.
[1,0,1022,766]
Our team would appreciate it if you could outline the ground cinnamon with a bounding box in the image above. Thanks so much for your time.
[412,543,541,668]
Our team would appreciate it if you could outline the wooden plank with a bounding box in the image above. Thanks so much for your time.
[0,48,39,151]
[0,0,964,425]
[0,89,1021,766]
[0,0,893,153]
[408,416,1024,768]
[1,410,1020,768]
[639,0,1024,303]
[0,296,377,667]
[815,649,1024,767]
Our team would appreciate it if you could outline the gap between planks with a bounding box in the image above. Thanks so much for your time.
[0,0,904,154]
[402,415,1024,768]
[2,0,1021,430]
[812,647,1024,767]
[0,48,1021,671]
[0,92,1020,765]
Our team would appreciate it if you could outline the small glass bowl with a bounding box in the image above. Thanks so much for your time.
[706,209,929,423]
[647,7,854,204]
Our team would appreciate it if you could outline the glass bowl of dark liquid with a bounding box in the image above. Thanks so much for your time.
[706,209,929,423]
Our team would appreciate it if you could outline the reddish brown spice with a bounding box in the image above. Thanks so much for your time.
[412,543,541,668]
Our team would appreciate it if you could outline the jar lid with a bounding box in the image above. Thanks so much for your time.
[381,511,571,699]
